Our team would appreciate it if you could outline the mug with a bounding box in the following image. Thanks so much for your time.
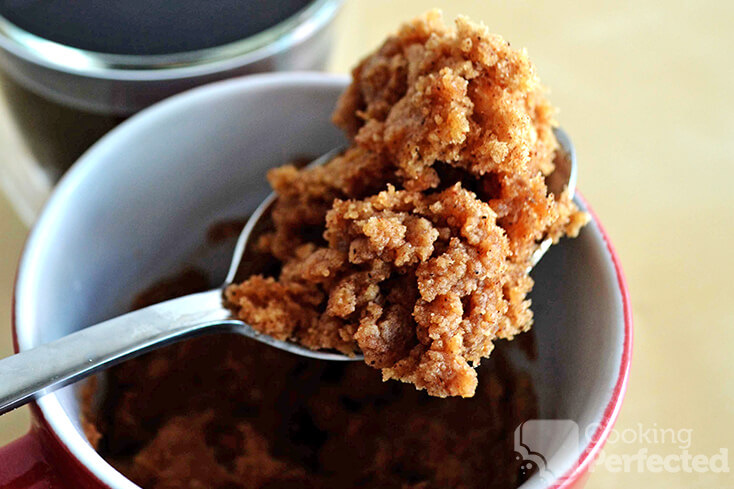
[0,0,343,224]
[0,73,632,488]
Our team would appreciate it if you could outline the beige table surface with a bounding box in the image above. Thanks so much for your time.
[1,0,732,486]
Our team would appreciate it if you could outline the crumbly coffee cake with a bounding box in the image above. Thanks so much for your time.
[225,11,587,398]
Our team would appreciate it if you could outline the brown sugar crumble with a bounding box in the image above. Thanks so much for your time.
[225,11,588,398]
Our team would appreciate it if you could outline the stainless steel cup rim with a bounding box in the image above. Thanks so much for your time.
[0,0,342,80]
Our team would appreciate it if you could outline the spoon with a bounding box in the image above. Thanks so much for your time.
[0,127,576,416]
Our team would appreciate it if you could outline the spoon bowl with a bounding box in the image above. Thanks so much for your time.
[0,129,576,415]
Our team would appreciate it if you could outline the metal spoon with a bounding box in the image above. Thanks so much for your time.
[0,128,576,415]
[531,127,578,268]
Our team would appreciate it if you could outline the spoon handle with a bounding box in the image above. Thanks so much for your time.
[0,288,235,415]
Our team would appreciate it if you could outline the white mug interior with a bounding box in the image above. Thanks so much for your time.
[13,73,627,489]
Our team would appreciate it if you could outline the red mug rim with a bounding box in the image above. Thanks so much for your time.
[552,192,633,488]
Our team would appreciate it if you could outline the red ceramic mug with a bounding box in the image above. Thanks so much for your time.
[0,73,633,489]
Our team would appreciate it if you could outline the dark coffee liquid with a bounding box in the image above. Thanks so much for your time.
[0,0,314,55]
